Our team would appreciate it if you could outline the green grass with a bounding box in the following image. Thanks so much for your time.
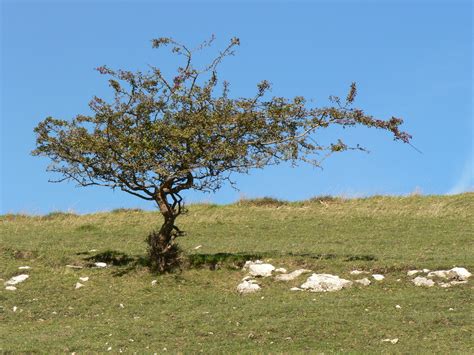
[1,194,473,353]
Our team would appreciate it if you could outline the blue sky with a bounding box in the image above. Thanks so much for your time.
[1,0,472,214]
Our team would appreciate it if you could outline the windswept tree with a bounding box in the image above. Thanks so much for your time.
[33,36,411,272]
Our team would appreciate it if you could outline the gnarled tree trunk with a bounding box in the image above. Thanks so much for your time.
[147,182,188,273]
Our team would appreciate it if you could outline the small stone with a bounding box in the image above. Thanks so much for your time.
[94,262,107,268]
[382,338,399,344]
[407,270,422,276]
[275,267,287,273]
[447,267,471,281]
[119,303,124,308]
[107,347,112,351]
[372,274,385,281]
[300,273,352,292]
[151,280,157,286]
[350,270,368,275]
[422,269,430,273]
[13,306,17,312]
[237,280,261,294]
[75,282,84,289]
[248,263,275,277]
[194,245,202,250]
[412,276,435,287]
[355,278,371,286]
[89,249,97,252]
[79,277,89,282]
[5,286,17,291]
[18,266,31,270]
[5,274,29,285]
[395,305,401,309]
[449,308,454,311]
[290,287,303,291]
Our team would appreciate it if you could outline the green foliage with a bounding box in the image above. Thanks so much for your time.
[32,36,410,209]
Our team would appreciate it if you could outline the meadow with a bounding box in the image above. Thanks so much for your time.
[1,194,473,353]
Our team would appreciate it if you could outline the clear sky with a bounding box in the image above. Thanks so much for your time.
[1,0,472,214]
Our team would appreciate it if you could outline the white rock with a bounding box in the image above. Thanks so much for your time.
[18,266,31,270]
[13,306,17,312]
[290,287,303,291]
[94,262,107,268]
[75,282,84,289]
[119,303,124,308]
[449,280,468,286]
[248,264,275,277]
[5,274,29,285]
[275,269,311,281]
[151,280,157,286]
[447,267,471,281]
[427,270,449,279]
[422,269,430,273]
[407,270,422,276]
[395,305,401,309]
[382,338,399,344]
[237,280,261,294]
[5,286,17,291]
[350,270,368,275]
[372,274,385,281]
[275,267,287,273]
[79,277,89,282]
[300,273,352,292]
[355,278,371,286]
[193,245,202,250]
[412,276,435,287]
[242,260,263,269]
[440,280,468,288]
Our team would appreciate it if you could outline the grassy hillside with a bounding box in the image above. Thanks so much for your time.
[1,194,473,353]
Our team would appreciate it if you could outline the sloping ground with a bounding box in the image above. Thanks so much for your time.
[0,193,473,352]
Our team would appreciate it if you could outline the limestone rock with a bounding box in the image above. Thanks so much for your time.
[5,286,17,291]
[75,282,84,289]
[275,267,287,273]
[94,262,107,268]
[350,270,368,275]
[275,269,311,281]
[237,280,261,294]
[447,267,471,281]
[5,274,29,285]
[355,278,371,286]
[300,273,352,292]
[372,274,385,281]
[243,261,275,277]
[407,270,422,276]
[412,276,435,287]
[290,287,303,291]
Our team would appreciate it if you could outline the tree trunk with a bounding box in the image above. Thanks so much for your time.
[147,213,181,273]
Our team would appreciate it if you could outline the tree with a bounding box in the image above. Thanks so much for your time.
[33,36,412,272]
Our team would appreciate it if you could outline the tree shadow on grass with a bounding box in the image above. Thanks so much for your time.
[81,250,149,276]
[77,250,377,275]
